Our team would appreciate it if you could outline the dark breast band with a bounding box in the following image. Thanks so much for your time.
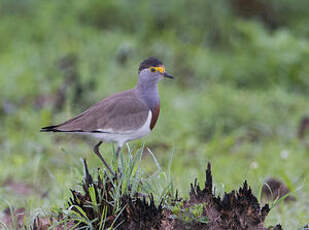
[150,104,160,130]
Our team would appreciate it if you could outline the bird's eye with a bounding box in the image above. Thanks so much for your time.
[150,68,156,72]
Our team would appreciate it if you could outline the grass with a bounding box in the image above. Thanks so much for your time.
[1,82,308,229]
[0,0,308,229]
[44,147,174,229]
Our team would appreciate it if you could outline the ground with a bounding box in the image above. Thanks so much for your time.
[0,0,308,229]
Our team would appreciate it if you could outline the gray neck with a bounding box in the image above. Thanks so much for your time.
[136,80,160,110]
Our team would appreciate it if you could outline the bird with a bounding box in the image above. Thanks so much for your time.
[41,57,173,176]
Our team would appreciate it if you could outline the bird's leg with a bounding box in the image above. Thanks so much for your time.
[93,141,115,177]
[115,146,121,159]
[115,146,122,176]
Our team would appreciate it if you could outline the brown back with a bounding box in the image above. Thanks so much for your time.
[54,89,150,132]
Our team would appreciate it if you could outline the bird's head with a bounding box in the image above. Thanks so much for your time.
[138,57,173,84]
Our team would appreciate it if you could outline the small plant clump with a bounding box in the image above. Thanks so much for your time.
[32,161,283,230]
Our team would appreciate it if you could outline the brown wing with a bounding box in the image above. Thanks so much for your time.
[41,90,150,133]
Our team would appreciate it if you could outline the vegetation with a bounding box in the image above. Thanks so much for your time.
[33,159,282,229]
[0,0,308,229]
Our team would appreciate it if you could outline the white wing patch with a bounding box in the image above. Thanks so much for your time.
[90,111,152,147]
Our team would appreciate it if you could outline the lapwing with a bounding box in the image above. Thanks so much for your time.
[41,57,173,176]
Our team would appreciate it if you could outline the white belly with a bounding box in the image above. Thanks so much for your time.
[90,111,152,147]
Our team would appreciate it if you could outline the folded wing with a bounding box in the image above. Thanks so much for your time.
[41,90,150,133]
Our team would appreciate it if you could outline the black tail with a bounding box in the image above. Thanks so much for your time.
[40,125,87,133]
[40,125,60,132]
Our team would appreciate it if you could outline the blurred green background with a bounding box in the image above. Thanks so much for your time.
[0,0,308,228]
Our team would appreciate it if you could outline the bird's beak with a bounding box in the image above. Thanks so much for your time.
[163,72,174,79]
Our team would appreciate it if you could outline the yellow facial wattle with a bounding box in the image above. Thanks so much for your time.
[150,66,165,73]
